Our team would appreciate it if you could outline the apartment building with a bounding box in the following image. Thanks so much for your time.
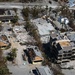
[50,32,75,64]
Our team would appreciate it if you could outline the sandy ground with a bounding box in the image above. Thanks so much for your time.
[9,37,26,66]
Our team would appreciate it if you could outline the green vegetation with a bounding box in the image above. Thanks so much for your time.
[22,7,30,17]
[0,49,10,75]
[6,48,17,62]
[31,7,39,18]
[25,21,42,50]
[22,7,42,47]
[11,16,18,23]
[11,48,17,58]
[22,7,40,19]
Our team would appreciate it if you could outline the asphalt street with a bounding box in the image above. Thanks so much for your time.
[0,2,59,9]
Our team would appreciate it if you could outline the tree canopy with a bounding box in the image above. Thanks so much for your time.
[0,49,10,75]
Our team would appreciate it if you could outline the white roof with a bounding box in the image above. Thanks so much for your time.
[61,18,69,24]
[31,18,55,36]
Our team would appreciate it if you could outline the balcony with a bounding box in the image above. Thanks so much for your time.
[61,59,70,63]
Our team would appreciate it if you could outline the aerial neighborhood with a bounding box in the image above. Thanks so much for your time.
[0,0,75,75]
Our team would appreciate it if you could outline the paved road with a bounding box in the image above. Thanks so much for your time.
[0,2,59,9]
[69,7,75,10]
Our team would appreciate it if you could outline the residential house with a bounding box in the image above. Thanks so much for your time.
[26,46,43,64]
